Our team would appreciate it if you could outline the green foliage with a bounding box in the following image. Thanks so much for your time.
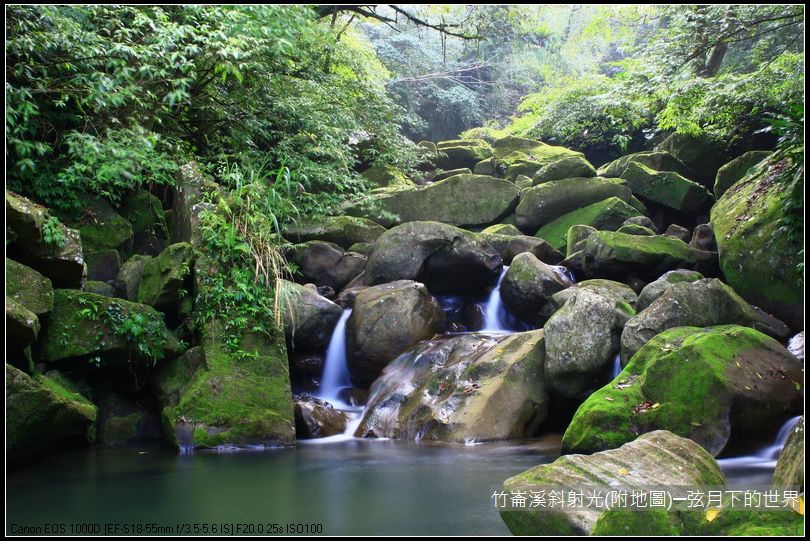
[42,216,66,249]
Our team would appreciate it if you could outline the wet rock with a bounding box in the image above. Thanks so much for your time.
[773,416,804,487]
[501,253,570,326]
[280,280,343,351]
[293,395,349,438]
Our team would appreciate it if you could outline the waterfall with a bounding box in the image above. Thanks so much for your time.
[318,309,353,407]
[610,354,622,379]
[481,266,510,332]
[717,415,802,469]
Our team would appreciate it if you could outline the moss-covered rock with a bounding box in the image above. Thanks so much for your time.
[581,231,717,279]
[283,216,385,249]
[550,279,638,312]
[279,280,343,352]
[562,325,803,456]
[364,174,519,228]
[772,416,803,488]
[347,280,446,388]
[515,177,632,232]
[85,249,121,282]
[714,150,772,198]
[482,223,522,236]
[7,297,40,369]
[473,157,499,176]
[76,197,133,252]
[491,136,583,182]
[433,167,472,182]
[117,254,152,301]
[436,139,493,170]
[287,241,366,291]
[616,223,657,236]
[501,252,571,326]
[137,242,193,311]
[621,161,714,213]
[125,190,169,256]
[533,155,597,184]
[82,280,116,297]
[357,330,547,441]
[97,390,161,446]
[622,215,658,233]
[565,224,597,257]
[535,197,641,252]
[365,221,502,294]
[515,174,533,190]
[710,163,803,329]
[663,223,691,242]
[6,258,53,316]
[501,430,726,535]
[636,269,704,311]
[655,132,732,186]
[6,365,97,467]
[479,233,563,265]
[597,150,690,178]
[347,242,374,257]
[621,278,790,362]
[360,163,412,188]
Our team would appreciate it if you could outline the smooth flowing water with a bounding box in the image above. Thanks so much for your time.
[717,416,802,487]
[610,354,622,379]
[481,266,510,332]
[317,309,353,407]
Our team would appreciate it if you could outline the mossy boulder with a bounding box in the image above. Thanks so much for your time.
[473,157,498,176]
[433,167,472,182]
[663,224,691,243]
[82,280,116,297]
[436,139,493,170]
[621,278,790,362]
[545,288,634,399]
[562,325,804,456]
[360,163,412,188]
[773,416,804,488]
[137,242,193,312]
[532,155,597,184]
[365,221,502,294]
[622,215,658,233]
[710,163,803,329]
[293,395,349,439]
[124,190,169,256]
[279,280,343,352]
[479,233,563,265]
[565,224,597,257]
[76,197,133,252]
[85,249,120,282]
[347,280,446,388]
[482,223,522,236]
[491,136,583,181]
[97,389,161,446]
[500,430,726,536]
[501,252,571,326]
[616,223,657,236]
[580,231,717,279]
[287,241,367,291]
[550,279,638,313]
[6,191,86,288]
[535,197,641,252]
[356,330,547,441]
[7,297,40,370]
[515,177,632,232]
[636,269,704,311]
[347,242,374,257]
[6,258,53,316]
[283,216,385,249]
[6,365,97,467]
[366,174,519,228]
[714,150,772,198]
[655,132,732,186]
[597,150,690,178]
[621,161,714,214]
[117,254,152,301]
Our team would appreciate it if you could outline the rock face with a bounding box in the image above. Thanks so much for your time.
[293,395,349,438]
[436,139,493,170]
[501,253,571,326]
[689,223,717,252]
[137,242,193,311]
[347,281,446,388]
[283,216,385,249]
[117,254,152,301]
[636,269,704,311]
[562,325,803,456]
[532,156,596,184]
[545,289,634,399]
[356,330,547,442]
[710,162,803,329]
[500,431,726,536]
[6,191,86,288]
[365,221,502,294]
[580,231,716,279]
[6,365,97,467]
[621,278,790,362]
[288,241,367,291]
[366,174,519,228]
[597,150,690,178]
[534,197,641,251]
[515,177,632,232]
[76,197,133,252]
[280,280,343,351]
[7,297,40,369]
[713,150,771,198]
[773,416,804,487]
[620,162,714,213]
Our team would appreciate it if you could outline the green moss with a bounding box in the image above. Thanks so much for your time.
[536,197,640,251]
[593,509,682,536]
[137,242,193,308]
[533,155,597,184]
[597,150,690,178]
[361,164,412,188]
[6,258,54,315]
[621,161,714,213]
[482,223,522,236]
[436,139,493,170]
[102,413,144,444]
[616,223,657,236]
[283,215,386,248]
[714,151,772,198]
[76,198,133,251]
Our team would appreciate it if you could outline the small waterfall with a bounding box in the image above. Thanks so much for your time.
[757,415,802,460]
[717,415,802,469]
[610,354,622,379]
[318,309,353,407]
[481,266,510,332]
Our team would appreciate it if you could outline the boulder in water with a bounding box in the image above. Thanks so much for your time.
[773,416,804,488]
[501,253,571,326]
[293,395,349,438]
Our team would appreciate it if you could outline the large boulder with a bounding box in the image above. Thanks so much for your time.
[636,269,704,311]
[544,289,634,398]
[137,242,193,313]
[492,136,583,180]
[293,395,348,438]
[365,221,502,294]
[580,231,716,280]
[124,190,170,256]
[621,278,790,362]
[655,132,732,186]
[436,139,493,170]
[361,174,519,228]
[501,252,571,326]
[75,196,133,252]
[6,365,97,467]
[562,325,803,456]
[347,280,446,387]
[534,197,641,252]
[773,416,804,488]
[360,163,412,188]
[282,216,386,249]
[710,160,803,329]
[532,155,596,184]
[514,177,632,232]
[597,150,690,178]
[287,241,367,291]
[280,280,343,351]
[85,249,120,282]
[500,431,726,536]
[620,161,714,214]
[117,254,152,301]
[7,297,40,369]
[549,279,638,312]
[714,150,772,198]
[6,191,85,288]
[356,330,547,441]
[7,258,53,316]
[478,233,563,265]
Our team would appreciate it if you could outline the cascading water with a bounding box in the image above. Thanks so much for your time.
[481,266,510,332]
[317,309,353,407]
[717,415,802,470]
[610,354,622,379]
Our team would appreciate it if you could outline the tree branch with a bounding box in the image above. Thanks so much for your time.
[314,5,483,40]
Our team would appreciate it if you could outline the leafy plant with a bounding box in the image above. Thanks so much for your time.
[42,216,66,249]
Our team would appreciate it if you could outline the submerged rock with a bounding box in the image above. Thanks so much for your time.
[562,325,803,456]
[280,280,343,351]
[293,395,349,439]
[356,330,547,442]
[501,253,571,326]
[347,280,446,388]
